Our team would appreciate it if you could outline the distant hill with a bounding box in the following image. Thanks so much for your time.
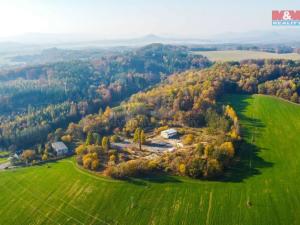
[1,29,300,48]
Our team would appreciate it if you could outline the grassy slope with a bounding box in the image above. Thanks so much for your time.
[192,50,300,62]
[0,95,300,225]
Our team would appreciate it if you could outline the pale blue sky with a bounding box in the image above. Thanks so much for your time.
[0,0,300,38]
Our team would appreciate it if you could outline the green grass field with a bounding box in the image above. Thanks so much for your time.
[0,94,300,225]
[0,158,8,164]
[0,151,9,156]
[192,50,300,62]
[0,151,9,164]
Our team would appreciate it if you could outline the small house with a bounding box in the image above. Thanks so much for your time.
[51,142,68,156]
[160,129,177,139]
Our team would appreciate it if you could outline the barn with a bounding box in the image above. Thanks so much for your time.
[160,129,177,139]
[51,142,69,156]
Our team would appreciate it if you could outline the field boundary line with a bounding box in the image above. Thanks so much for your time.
[205,191,213,225]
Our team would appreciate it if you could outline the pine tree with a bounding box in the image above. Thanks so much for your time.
[133,128,145,150]
[95,134,101,146]
[133,128,140,143]
[195,143,204,155]
[102,136,110,151]
[85,132,93,145]
[140,130,146,144]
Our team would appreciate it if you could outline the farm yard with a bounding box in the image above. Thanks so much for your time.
[111,137,174,153]
[0,94,300,225]
[192,50,300,62]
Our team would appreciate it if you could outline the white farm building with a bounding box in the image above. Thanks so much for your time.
[51,142,68,156]
[160,129,177,139]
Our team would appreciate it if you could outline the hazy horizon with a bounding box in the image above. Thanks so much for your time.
[1,0,300,40]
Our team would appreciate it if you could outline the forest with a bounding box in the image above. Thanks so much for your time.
[67,58,300,178]
[1,44,300,179]
[0,44,210,149]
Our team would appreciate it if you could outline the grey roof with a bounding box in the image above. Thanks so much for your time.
[161,129,177,135]
[51,142,68,151]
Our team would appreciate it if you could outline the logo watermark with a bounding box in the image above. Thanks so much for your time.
[272,10,300,26]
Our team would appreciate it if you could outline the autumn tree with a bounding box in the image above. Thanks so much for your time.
[82,152,99,170]
[103,106,112,119]
[219,142,235,158]
[82,154,92,169]
[75,144,87,155]
[206,159,222,177]
[91,159,100,170]
[125,118,139,133]
[133,128,146,150]
[87,145,101,154]
[42,149,48,161]
[291,92,299,103]
[21,150,36,165]
[133,128,140,143]
[179,163,186,175]
[110,135,120,143]
[140,130,146,145]
[102,136,110,151]
[61,134,72,143]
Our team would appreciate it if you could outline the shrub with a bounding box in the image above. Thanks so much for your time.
[206,159,223,177]
[148,160,159,170]
[182,134,195,145]
[105,159,159,179]
[104,165,121,179]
